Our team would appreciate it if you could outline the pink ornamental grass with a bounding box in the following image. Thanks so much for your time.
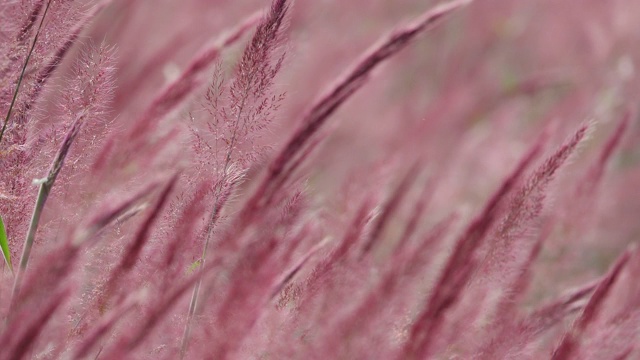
[1,0,640,359]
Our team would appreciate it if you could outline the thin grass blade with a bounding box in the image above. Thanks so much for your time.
[0,214,13,274]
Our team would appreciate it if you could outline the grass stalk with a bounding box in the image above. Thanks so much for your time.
[8,169,53,313]
[0,0,52,146]
[180,13,266,356]
[8,113,86,314]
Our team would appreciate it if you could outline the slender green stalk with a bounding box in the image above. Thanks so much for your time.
[8,179,51,311]
[179,184,229,358]
[0,215,13,274]
[180,54,254,360]
[180,274,202,358]
[8,113,86,314]
[0,0,53,146]
[180,1,288,353]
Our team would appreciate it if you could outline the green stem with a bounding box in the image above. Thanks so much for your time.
[0,0,53,146]
[180,191,225,358]
[180,75,251,359]
[8,180,51,313]
[7,111,86,316]
[180,278,202,358]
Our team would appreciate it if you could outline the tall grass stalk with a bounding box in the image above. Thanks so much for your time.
[9,113,89,312]
[0,0,52,145]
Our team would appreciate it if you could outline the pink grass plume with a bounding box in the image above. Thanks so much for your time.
[241,0,473,220]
